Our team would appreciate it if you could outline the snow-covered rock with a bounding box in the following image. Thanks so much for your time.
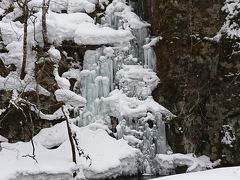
[53,67,71,90]
[154,153,220,175]
[74,23,133,45]
[101,89,173,119]
[76,123,141,178]
[48,46,61,63]
[34,122,68,149]
[55,89,86,107]
[0,135,8,142]
[29,0,98,13]
[0,122,141,180]
[105,0,150,29]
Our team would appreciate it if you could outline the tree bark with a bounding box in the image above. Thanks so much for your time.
[20,2,28,80]
[42,0,50,50]
[61,106,77,165]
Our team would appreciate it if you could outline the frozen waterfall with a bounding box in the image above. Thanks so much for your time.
[73,0,173,175]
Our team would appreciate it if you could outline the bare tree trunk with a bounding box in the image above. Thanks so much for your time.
[20,2,29,80]
[61,106,77,176]
[42,0,50,50]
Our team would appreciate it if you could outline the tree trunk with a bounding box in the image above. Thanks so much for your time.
[42,0,50,50]
[20,3,28,80]
[61,107,77,164]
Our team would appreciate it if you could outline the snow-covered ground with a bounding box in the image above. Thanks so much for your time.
[0,122,140,180]
[152,166,240,180]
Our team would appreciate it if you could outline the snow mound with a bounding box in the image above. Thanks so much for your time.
[0,140,77,180]
[34,123,68,149]
[76,123,141,178]
[29,0,98,13]
[0,135,8,142]
[34,11,134,45]
[0,122,141,179]
[155,153,220,175]
[74,23,133,45]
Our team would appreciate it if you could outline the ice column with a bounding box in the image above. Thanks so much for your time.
[76,48,115,117]
[131,27,149,64]
[155,113,168,154]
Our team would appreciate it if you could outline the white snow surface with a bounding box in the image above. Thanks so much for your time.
[0,135,8,142]
[154,153,220,175]
[152,166,240,180]
[102,89,173,119]
[55,89,86,107]
[105,0,150,29]
[29,0,98,13]
[75,123,141,178]
[48,46,61,63]
[30,11,133,45]
[54,67,71,90]
[0,122,140,180]
[74,23,133,45]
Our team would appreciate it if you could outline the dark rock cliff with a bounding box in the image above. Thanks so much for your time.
[140,0,240,165]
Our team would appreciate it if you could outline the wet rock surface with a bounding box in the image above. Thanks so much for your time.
[140,0,240,165]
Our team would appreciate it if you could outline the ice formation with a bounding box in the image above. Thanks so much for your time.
[68,0,174,175]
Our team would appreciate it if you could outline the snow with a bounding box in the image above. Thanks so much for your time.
[55,89,86,107]
[33,123,68,149]
[215,0,240,45]
[105,0,150,29]
[38,108,65,121]
[101,89,173,119]
[152,167,240,180]
[103,47,115,57]
[28,11,133,46]
[0,140,77,180]
[48,46,61,63]
[154,153,220,175]
[0,122,140,179]
[0,135,8,142]
[62,68,82,80]
[29,0,98,13]
[0,73,50,96]
[74,23,133,45]
[53,66,71,90]
[221,125,236,147]
[116,65,159,98]
[76,123,141,178]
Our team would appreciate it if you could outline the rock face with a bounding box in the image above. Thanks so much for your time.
[140,0,240,165]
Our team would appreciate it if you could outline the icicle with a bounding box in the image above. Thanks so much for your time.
[143,37,161,70]
[131,27,149,64]
[155,113,168,154]
[83,50,97,70]
[95,76,110,98]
